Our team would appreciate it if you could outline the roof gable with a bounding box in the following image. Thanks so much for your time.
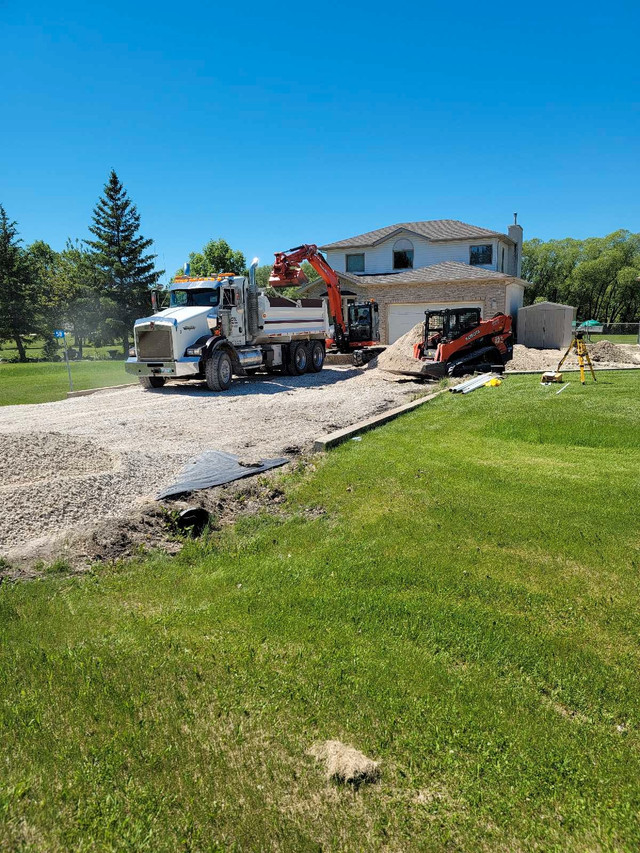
[320,219,513,250]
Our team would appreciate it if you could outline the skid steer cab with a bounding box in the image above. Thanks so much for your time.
[413,308,514,378]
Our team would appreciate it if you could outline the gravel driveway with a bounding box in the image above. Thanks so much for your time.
[0,368,420,554]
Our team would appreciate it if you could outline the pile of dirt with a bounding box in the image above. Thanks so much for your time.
[366,323,426,375]
[509,345,564,371]
[0,472,297,579]
[509,342,640,371]
[308,740,380,785]
[589,340,638,363]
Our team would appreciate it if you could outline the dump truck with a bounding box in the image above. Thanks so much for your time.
[125,259,330,391]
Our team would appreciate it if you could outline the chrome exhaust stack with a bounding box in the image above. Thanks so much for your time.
[247,257,260,339]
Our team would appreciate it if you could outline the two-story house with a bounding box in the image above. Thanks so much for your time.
[302,218,530,343]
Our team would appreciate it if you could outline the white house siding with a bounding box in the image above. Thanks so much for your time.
[327,233,502,275]
[505,282,524,318]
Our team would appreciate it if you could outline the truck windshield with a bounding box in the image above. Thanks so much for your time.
[170,288,220,308]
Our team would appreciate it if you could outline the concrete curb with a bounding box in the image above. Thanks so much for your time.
[313,389,447,452]
[67,383,137,399]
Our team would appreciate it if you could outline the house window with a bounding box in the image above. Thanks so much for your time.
[393,238,414,269]
[346,253,365,273]
[501,247,505,272]
[470,245,493,266]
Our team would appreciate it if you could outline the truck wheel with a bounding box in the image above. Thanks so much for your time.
[289,343,309,375]
[309,342,325,373]
[205,351,233,391]
[140,376,165,389]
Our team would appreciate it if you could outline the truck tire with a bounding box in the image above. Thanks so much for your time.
[289,342,309,375]
[309,341,325,373]
[139,376,165,389]
[205,350,233,391]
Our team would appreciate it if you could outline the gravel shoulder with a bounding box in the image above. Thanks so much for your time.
[0,368,421,557]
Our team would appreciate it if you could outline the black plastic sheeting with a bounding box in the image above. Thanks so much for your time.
[156,450,289,500]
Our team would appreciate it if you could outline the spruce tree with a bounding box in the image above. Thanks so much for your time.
[86,170,162,353]
[0,205,44,361]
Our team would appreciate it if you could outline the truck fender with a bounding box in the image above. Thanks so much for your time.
[202,337,242,374]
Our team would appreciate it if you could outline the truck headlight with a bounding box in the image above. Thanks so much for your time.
[129,347,136,357]
[185,345,204,357]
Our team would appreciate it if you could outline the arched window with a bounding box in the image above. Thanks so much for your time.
[393,238,414,270]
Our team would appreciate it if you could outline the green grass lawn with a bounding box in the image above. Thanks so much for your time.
[1,373,639,850]
[587,333,639,344]
[0,340,125,362]
[0,361,136,406]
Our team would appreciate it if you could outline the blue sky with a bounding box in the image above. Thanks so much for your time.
[2,0,638,281]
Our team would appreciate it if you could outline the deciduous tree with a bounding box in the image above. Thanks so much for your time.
[184,238,246,277]
[522,230,640,322]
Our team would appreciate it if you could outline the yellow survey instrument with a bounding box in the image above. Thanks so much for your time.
[555,331,597,385]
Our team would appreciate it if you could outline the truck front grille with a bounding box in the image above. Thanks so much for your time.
[136,328,173,360]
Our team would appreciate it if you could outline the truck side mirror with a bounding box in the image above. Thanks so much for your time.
[151,291,158,312]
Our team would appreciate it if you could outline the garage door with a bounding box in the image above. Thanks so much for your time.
[388,302,484,343]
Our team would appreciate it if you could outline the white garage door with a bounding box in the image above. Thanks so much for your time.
[388,302,484,343]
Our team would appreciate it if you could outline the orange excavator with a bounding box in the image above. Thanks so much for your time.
[409,308,514,378]
[269,244,381,357]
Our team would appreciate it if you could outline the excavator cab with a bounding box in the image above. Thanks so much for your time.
[347,302,380,344]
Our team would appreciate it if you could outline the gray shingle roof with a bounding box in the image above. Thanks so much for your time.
[336,261,528,287]
[320,219,512,250]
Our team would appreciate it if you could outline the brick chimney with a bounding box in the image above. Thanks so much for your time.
[508,213,523,277]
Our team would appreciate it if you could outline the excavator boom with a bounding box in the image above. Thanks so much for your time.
[270,244,380,353]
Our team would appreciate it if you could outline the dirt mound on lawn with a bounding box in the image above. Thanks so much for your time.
[367,323,426,375]
[308,740,380,785]
[589,340,638,364]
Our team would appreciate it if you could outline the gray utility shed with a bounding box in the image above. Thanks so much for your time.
[517,302,576,349]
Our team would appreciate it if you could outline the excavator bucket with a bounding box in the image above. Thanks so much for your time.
[414,360,449,379]
[269,254,309,287]
[386,359,449,379]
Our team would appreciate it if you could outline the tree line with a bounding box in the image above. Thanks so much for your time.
[0,170,162,361]
[522,230,640,323]
[0,177,307,364]
[3,187,639,365]
[177,241,308,298]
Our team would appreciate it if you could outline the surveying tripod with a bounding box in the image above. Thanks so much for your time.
[557,331,596,384]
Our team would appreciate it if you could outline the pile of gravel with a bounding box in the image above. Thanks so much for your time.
[367,322,425,375]
[0,367,421,556]
[1,433,114,487]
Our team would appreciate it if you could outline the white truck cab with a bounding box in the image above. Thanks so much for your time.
[126,260,330,391]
